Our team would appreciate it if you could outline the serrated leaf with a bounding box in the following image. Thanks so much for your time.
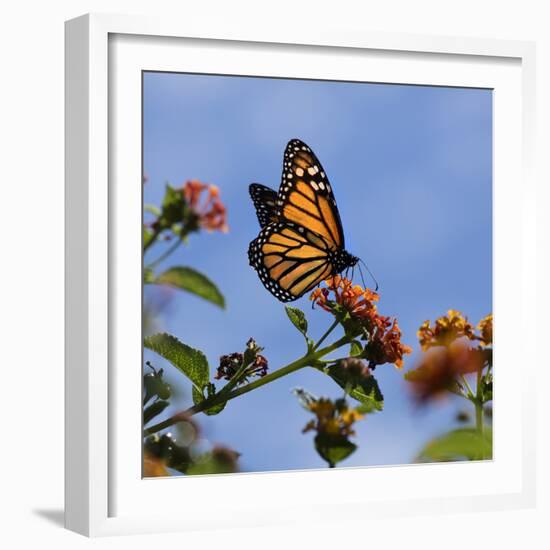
[143,400,169,425]
[285,306,308,338]
[326,365,384,412]
[416,428,492,462]
[144,333,209,391]
[154,266,225,308]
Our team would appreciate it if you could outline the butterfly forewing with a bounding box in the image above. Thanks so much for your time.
[248,221,333,302]
[277,139,345,250]
[249,183,279,228]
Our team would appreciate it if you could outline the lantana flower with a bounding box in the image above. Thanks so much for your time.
[183,180,228,233]
[417,309,476,351]
[477,314,493,346]
[310,275,379,318]
[406,310,492,404]
[215,339,269,384]
[310,276,412,369]
[302,397,363,438]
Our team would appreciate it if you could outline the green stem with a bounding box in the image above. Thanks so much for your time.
[143,227,161,253]
[313,319,340,351]
[145,237,182,270]
[475,367,484,435]
[460,374,475,399]
[475,400,483,435]
[144,334,351,435]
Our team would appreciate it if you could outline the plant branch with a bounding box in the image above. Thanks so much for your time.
[217,357,255,397]
[144,334,351,435]
[143,227,162,253]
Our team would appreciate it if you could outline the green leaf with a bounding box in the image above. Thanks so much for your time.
[480,372,493,403]
[143,226,154,249]
[144,204,161,216]
[285,306,308,339]
[416,428,492,462]
[185,448,239,475]
[143,400,169,425]
[144,333,209,391]
[143,368,171,404]
[143,267,155,284]
[154,266,225,309]
[350,340,363,356]
[161,184,187,227]
[314,433,357,468]
[326,365,384,412]
[329,303,363,339]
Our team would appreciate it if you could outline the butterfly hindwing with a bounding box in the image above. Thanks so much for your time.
[249,183,279,228]
[248,221,334,302]
[277,139,345,250]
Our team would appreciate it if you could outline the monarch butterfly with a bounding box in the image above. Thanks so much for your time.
[248,139,359,302]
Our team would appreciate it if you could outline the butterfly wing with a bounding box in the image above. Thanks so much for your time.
[277,139,345,251]
[248,221,334,302]
[249,183,279,228]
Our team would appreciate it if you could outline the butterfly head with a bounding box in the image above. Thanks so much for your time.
[331,249,359,274]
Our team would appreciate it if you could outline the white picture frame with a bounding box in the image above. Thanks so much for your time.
[65,13,537,537]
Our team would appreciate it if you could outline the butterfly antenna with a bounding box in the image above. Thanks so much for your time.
[357,262,366,288]
[359,258,379,292]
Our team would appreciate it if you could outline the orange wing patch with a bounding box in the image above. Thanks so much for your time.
[282,204,335,246]
[317,195,341,247]
[289,264,332,296]
[296,180,316,201]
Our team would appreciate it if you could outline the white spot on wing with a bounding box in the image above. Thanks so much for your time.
[308,165,319,175]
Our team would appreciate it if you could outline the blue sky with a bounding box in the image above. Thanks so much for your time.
[143,72,492,472]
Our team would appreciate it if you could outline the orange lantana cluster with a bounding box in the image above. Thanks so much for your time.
[310,275,379,318]
[407,311,493,404]
[477,314,493,346]
[183,180,228,233]
[310,276,412,369]
[417,309,476,351]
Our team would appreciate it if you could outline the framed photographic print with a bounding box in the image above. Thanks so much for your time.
[65,13,537,536]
